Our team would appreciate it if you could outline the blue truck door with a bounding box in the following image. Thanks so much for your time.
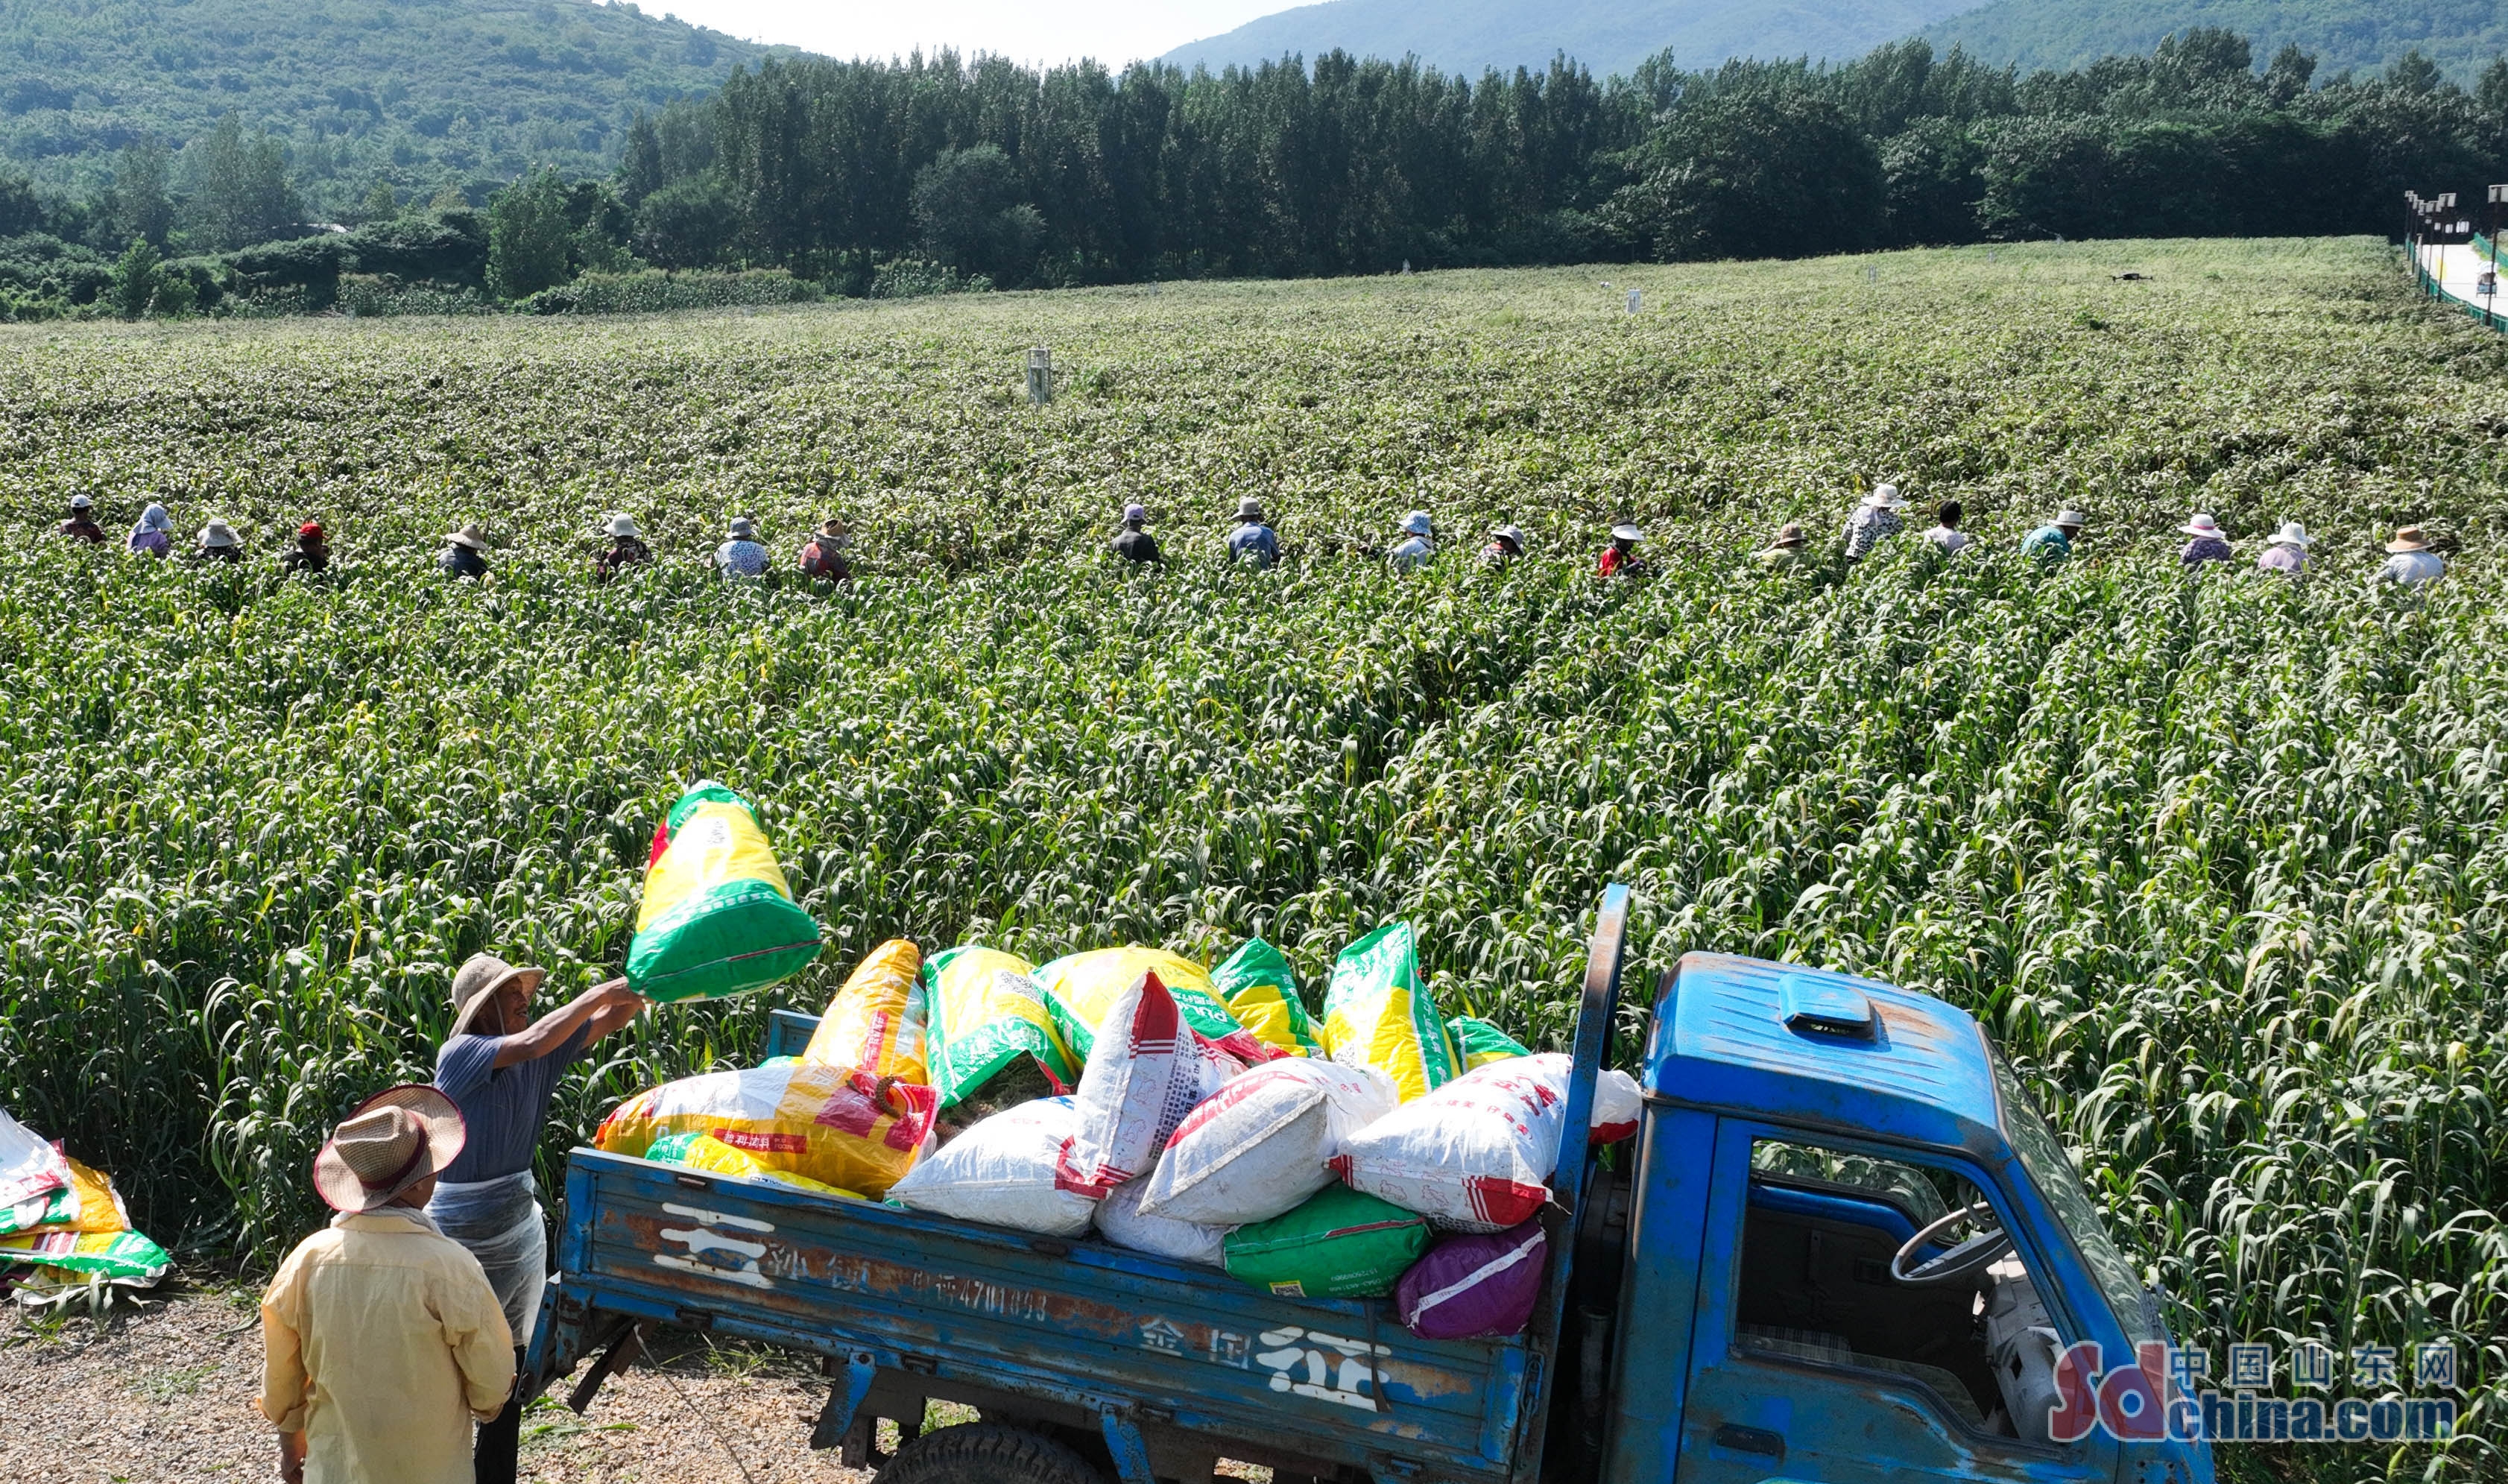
[1670,1120,2113,1484]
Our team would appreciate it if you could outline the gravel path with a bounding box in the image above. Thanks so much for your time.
[0,1276,878,1483]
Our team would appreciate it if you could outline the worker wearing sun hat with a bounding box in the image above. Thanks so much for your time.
[799,516,851,581]
[2179,512,2233,570]
[1598,522,1650,578]
[430,955,642,1482]
[1227,496,1279,569]
[440,522,490,579]
[257,1086,515,1484]
[1480,523,1527,567]
[2374,525,2446,587]
[2021,508,2086,567]
[2257,520,2310,575]
[1760,521,1809,573]
[195,518,244,564]
[1842,482,1906,563]
[1390,509,1435,572]
[713,516,769,578]
[59,493,104,545]
[593,513,651,583]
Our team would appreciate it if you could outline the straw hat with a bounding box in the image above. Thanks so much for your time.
[448,952,546,1038]
[2267,521,2310,549]
[446,523,487,551]
[1236,497,1265,522]
[1400,510,1433,537]
[2386,525,2432,553]
[818,517,844,537]
[1610,523,1643,543]
[1862,484,1904,509]
[2180,514,2226,540]
[726,517,758,540]
[311,1086,466,1215]
[1766,522,1807,550]
[605,514,640,539]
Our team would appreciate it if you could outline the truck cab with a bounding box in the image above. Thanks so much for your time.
[528,888,2212,1484]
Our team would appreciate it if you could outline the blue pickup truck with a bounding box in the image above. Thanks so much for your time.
[525,885,2213,1484]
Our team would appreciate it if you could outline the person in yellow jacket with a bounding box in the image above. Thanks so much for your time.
[257,1087,515,1484]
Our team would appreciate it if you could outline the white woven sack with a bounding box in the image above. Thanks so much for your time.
[1591,1069,1643,1143]
[1094,1176,1228,1266]
[1331,1052,1585,1233]
[889,1096,1096,1236]
[1054,972,1244,1199]
[1140,1058,1395,1225]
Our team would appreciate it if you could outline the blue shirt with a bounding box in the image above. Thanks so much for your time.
[715,540,768,577]
[433,1022,590,1184]
[2020,526,2073,566]
[1227,522,1278,567]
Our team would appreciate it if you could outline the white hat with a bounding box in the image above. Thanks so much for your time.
[2054,510,2087,528]
[199,520,238,549]
[605,514,640,538]
[69,494,93,510]
[727,517,758,540]
[1610,523,1643,543]
[1400,510,1433,537]
[446,523,487,551]
[1862,484,1904,509]
[1236,497,1265,521]
[1122,503,1148,524]
[2267,521,2310,548]
[2180,514,2226,539]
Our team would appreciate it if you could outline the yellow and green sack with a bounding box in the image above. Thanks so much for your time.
[1321,922,1460,1102]
[0,1226,170,1283]
[1032,946,1264,1061]
[802,939,929,1082]
[1213,938,1324,1056]
[628,781,822,1003]
[646,1131,862,1198]
[921,946,1078,1108]
[1447,1014,1531,1070]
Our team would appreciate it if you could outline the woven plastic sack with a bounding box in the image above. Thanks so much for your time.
[922,946,1078,1108]
[802,939,929,1082]
[645,1131,861,1198]
[596,1062,937,1198]
[1331,1053,1582,1232]
[0,1186,72,1239]
[1035,947,1272,1064]
[1223,1184,1430,1298]
[0,1108,69,1210]
[889,1097,1096,1236]
[1212,938,1324,1056]
[0,1227,170,1283]
[628,782,821,1002]
[1590,1068,1643,1145]
[1140,1058,1395,1226]
[1094,1177,1228,1266]
[1053,973,1246,1199]
[1397,1221,1547,1339]
[1321,923,1459,1102]
[1447,1015,1530,1070]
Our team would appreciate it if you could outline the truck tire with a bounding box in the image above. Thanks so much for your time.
[877,1422,1109,1484]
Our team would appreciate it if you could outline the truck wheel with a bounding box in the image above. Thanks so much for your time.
[877,1422,1108,1484]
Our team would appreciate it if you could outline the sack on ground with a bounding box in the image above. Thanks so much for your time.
[1331,1052,1588,1232]
[0,1107,69,1210]
[628,781,822,1002]
[1034,946,1272,1063]
[1094,1177,1228,1266]
[1140,1058,1394,1226]
[1222,1183,1430,1298]
[1447,1015,1530,1070]
[1321,922,1459,1102]
[802,938,929,1082]
[1212,938,1324,1056]
[1397,1221,1547,1339]
[595,1062,936,1198]
[888,1097,1096,1236]
[1054,973,1245,1199]
[645,1131,860,1198]
[921,946,1078,1108]
[0,1226,170,1283]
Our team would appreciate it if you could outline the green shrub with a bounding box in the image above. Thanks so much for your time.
[519,268,817,315]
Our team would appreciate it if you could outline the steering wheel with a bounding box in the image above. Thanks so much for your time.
[1889,1201,2013,1285]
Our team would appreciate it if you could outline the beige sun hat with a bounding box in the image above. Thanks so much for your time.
[446,523,488,551]
[449,952,546,1038]
[818,517,845,537]
[2386,525,2432,553]
[311,1086,467,1214]
[1766,522,1807,550]
[2180,513,2226,539]
[2267,521,2310,548]
[1862,483,1904,509]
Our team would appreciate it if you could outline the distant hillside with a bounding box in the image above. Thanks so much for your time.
[1161,0,1982,80]
[1926,0,2508,79]
[0,0,783,211]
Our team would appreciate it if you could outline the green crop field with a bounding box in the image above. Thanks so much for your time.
[1,236,2501,1473]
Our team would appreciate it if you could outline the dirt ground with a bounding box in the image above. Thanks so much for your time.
[0,1276,879,1484]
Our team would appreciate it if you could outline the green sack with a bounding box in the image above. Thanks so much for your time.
[1213,938,1325,1056]
[1224,1184,1431,1299]
[0,1184,74,1239]
[0,1226,171,1283]
[1447,1015,1531,1070]
[626,782,823,1003]
[922,946,1080,1108]
[1321,922,1460,1102]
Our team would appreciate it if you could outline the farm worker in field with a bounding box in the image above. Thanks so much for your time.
[1842,483,1906,562]
[713,517,770,578]
[1759,522,1808,572]
[282,522,330,575]
[1228,497,1279,567]
[127,503,172,558]
[799,517,852,581]
[2374,526,2446,587]
[429,954,645,1483]
[1113,503,1160,563]
[257,1085,514,1484]
[1480,524,1526,566]
[1924,500,1969,555]
[2179,513,2234,569]
[195,519,243,563]
[59,493,104,545]
[2021,510,2085,566]
[1389,510,1435,571]
[2256,521,2310,575]
[1598,523,1649,578]
[592,514,651,582]
[440,524,490,579]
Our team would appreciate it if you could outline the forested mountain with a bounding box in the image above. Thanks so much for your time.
[1163,0,1979,80]
[0,0,779,213]
[1928,0,2508,79]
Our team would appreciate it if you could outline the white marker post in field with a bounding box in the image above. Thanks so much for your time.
[1626,288,1641,315]
[1028,347,1052,406]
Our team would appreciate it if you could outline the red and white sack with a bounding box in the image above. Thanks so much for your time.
[1140,1058,1396,1226]
[1094,1177,1228,1266]
[1590,1069,1642,1144]
[889,1096,1096,1236]
[1053,973,1246,1199]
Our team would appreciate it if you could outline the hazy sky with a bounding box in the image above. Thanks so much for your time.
[641,0,1293,68]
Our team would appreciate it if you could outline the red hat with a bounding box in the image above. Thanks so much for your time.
[299,522,324,539]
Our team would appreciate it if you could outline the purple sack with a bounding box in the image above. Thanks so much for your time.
[1395,1219,1547,1339]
